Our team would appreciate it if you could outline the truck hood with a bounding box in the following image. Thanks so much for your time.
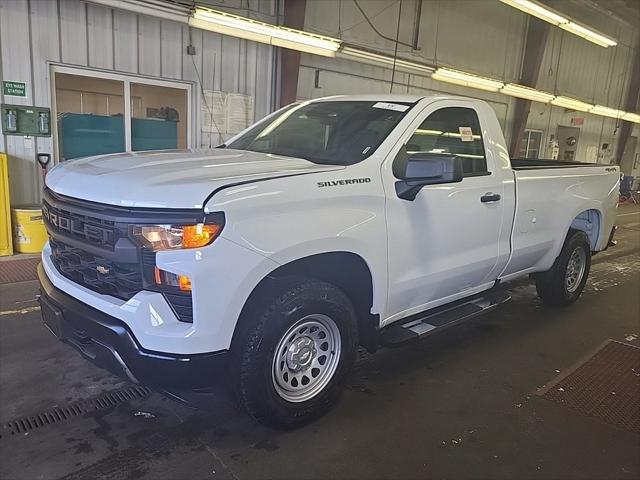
[46,149,343,209]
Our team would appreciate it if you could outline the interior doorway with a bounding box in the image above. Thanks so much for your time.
[556,125,581,162]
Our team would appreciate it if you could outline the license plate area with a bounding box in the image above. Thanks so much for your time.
[39,295,64,339]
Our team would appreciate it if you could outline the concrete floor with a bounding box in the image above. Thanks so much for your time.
[1,205,639,480]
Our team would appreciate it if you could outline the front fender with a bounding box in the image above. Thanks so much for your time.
[206,168,388,318]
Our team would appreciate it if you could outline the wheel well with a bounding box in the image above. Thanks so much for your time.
[239,252,378,352]
[570,209,601,250]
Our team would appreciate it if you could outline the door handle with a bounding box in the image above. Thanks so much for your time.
[480,192,501,203]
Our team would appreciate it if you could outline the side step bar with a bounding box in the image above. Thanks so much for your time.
[379,290,511,347]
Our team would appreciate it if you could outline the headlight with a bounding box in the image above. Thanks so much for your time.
[130,223,223,251]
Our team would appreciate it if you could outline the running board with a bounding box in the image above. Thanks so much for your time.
[379,290,511,347]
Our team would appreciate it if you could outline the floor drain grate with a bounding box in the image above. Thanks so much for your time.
[537,340,640,434]
[1,385,151,438]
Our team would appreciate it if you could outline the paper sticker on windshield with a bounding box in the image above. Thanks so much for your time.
[372,102,409,112]
[458,126,474,142]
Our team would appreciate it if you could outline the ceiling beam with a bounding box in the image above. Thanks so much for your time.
[279,0,307,107]
[614,38,640,166]
[508,17,550,157]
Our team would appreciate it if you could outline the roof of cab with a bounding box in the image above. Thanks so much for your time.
[305,93,473,104]
[306,94,427,103]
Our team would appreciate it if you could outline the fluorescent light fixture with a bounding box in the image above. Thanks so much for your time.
[190,7,341,57]
[498,0,617,48]
[551,96,594,112]
[501,83,555,103]
[589,105,624,119]
[431,68,504,92]
[621,112,640,123]
[186,5,633,124]
[499,0,567,25]
[559,22,617,48]
[338,47,435,75]
[414,129,443,136]
[85,0,189,23]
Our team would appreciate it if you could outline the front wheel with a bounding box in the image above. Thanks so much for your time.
[535,229,591,307]
[231,280,358,429]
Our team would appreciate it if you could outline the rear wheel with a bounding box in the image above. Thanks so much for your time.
[535,229,591,307]
[231,279,358,429]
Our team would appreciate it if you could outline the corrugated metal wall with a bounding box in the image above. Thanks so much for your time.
[0,0,277,205]
[301,0,639,165]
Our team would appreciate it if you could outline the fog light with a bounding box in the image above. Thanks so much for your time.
[154,267,192,291]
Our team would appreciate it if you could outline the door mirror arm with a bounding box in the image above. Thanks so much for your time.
[393,151,464,201]
[395,181,429,201]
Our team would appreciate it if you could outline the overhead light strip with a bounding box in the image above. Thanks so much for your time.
[622,112,640,123]
[430,71,638,122]
[341,51,637,122]
[550,96,594,112]
[498,0,617,48]
[85,0,190,23]
[589,105,625,119]
[500,0,567,24]
[185,7,636,123]
[431,68,504,92]
[501,83,555,103]
[338,47,435,75]
[190,7,341,57]
[558,22,617,48]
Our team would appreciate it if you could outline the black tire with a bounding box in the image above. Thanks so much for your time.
[535,229,591,307]
[230,279,358,429]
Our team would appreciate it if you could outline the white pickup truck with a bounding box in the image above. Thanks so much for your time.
[38,94,619,428]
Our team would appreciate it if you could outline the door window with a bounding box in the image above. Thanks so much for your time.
[406,107,488,176]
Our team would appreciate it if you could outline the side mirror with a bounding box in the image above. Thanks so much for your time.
[394,151,464,200]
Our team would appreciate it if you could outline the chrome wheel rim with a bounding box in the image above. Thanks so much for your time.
[565,247,587,293]
[272,314,341,403]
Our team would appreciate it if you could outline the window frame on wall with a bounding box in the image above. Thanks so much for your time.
[50,64,194,164]
[519,128,544,159]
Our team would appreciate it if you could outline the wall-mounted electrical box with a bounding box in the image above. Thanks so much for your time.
[1,104,51,137]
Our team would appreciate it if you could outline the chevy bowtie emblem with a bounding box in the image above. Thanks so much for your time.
[96,265,110,275]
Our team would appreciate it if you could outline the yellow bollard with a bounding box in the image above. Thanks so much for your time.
[0,153,12,256]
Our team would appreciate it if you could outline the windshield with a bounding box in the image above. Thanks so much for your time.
[226,100,413,165]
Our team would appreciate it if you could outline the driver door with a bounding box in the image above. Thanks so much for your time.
[383,101,506,323]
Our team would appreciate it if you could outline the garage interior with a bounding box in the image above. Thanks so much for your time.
[0,0,639,479]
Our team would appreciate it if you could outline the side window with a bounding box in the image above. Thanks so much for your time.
[406,107,488,176]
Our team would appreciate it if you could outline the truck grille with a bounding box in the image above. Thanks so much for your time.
[43,189,200,322]
[49,239,142,300]
[42,199,119,249]
[50,240,193,321]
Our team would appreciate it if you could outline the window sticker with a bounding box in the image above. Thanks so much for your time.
[458,126,474,142]
[372,102,409,112]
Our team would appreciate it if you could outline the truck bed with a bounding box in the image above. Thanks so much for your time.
[510,158,613,170]
[499,163,619,280]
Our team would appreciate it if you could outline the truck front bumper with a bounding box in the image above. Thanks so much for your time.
[37,263,228,390]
